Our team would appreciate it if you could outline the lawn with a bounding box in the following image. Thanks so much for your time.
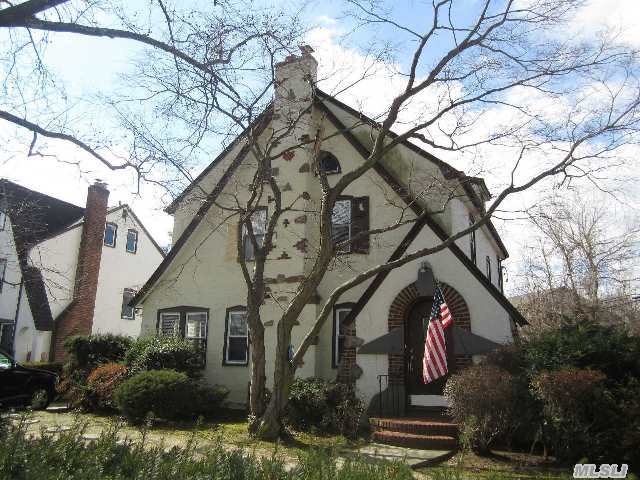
[5,408,577,479]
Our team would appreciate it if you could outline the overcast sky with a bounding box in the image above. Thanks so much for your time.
[1,0,638,294]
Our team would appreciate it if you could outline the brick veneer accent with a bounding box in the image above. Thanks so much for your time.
[387,281,471,384]
[51,182,109,361]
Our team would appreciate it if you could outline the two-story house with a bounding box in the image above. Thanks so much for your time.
[0,179,165,362]
[132,50,525,415]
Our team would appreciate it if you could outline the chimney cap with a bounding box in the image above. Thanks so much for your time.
[92,179,108,190]
[299,44,314,55]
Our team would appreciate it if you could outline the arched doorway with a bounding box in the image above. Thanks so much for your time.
[387,282,471,396]
[404,298,455,396]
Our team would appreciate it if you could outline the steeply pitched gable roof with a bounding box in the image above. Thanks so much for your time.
[0,179,85,330]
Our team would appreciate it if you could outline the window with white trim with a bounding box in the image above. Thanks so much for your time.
[331,199,351,253]
[224,308,248,365]
[242,208,267,261]
[126,229,138,253]
[332,305,353,368]
[157,308,209,366]
[186,312,208,355]
[121,288,136,319]
[319,151,341,174]
[104,222,117,247]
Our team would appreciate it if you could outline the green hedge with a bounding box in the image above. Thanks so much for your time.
[64,334,132,372]
[125,337,203,378]
[114,369,228,423]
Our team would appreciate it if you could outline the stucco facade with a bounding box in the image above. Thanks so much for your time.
[136,52,521,411]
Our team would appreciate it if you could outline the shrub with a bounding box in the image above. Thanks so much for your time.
[0,417,413,480]
[286,378,364,438]
[64,334,132,372]
[21,361,64,376]
[85,363,129,411]
[444,365,521,454]
[125,336,203,378]
[114,369,228,423]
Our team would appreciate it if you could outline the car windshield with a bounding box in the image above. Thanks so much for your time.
[0,351,12,369]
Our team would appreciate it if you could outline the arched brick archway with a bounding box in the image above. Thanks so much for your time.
[387,282,472,385]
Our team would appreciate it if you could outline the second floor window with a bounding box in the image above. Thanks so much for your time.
[469,215,477,265]
[126,229,138,253]
[104,222,117,247]
[331,196,370,254]
[498,256,504,292]
[242,208,267,261]
[486,256,492,283]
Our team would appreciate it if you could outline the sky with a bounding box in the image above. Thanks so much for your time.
[1,0,639,294]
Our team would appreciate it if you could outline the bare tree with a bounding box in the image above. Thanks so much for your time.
[514,195,639,335]
[2,0,640,440]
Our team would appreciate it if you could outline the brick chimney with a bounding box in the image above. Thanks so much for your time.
[51,181,109,360]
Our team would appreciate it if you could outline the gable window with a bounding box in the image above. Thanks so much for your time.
[497,256,504,292]
[331,197,370,254]
[486,256,492,283]
[126,229,138,253]
[469,215,476,265]
[0,258,6,294]
[332,304,354,368]
[157,307,209,365]
[121,288,136,319]
[104,222,117,247]
[223,307,249,365]
[242,208,267,261]
[319,151,341,174]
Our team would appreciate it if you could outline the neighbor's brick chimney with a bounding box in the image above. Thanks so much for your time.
[51,181,109,361]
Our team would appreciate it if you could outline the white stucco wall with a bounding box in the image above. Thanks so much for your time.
[0,215,23,321]
[92,207,165,337]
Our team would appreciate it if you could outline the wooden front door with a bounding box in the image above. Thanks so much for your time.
[405,298,454,396]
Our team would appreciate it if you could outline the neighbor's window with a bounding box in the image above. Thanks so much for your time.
[242,208,267,261]
[319,151,341,174]
[157,307,209,365]
[224,307,248,365]
[104,222,117,247]
[126,229,138,253]
[469,215,476,265]
[332,304,353,368]
[0,258,6,294]
[331,199,352,253]
[121,288,136,319]
[486,256,492,283]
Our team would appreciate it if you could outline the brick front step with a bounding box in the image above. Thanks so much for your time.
[369,417,458,437]
[372,430,458,450]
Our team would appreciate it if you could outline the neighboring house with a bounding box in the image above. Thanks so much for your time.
[132,50,525,412]
[0,179,165,362]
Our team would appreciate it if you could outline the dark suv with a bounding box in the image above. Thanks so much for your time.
[0,348,58,410]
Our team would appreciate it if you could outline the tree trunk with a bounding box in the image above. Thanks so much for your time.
[247,319,266,434]
[254,317,295,440]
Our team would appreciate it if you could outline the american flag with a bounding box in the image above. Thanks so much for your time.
[423,286,453,384]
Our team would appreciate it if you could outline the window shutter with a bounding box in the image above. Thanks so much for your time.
[351,196,370,254]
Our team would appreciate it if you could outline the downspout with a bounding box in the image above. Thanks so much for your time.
[11,277,23,356]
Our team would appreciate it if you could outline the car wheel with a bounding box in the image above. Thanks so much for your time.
[30,387,50,410]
